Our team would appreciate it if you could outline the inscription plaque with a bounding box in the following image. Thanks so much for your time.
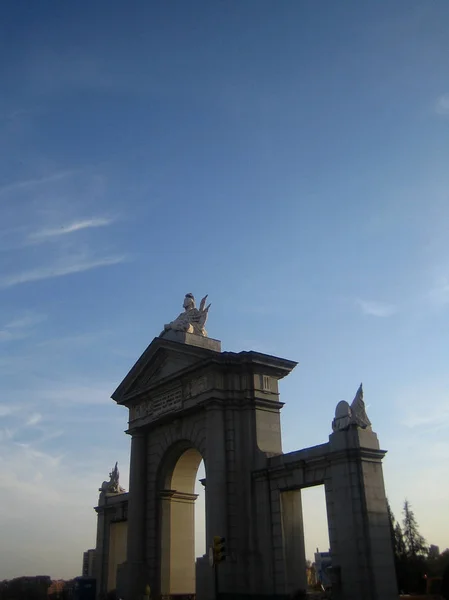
[152,388,182,418]
[130,388,182,422]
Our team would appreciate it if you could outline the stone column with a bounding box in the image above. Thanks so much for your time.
[160,490,198,594]
[205,403,227,592]
[326,427,397,600]
[205,404,227,536]
[125,432,147,600]
[280,489,307,595]
[159,490,172,596]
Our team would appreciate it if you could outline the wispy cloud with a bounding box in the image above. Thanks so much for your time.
[40,385,112,406]
[0,330,29,342]
[402,410,449,430]
[0,405,14,417]
[14,445,64,468]
[428,275,449,307]
[36,330,112,349]
[435,93,449,116]
[26,413,43,427]
[401,401,449,431]
[28,217,114,242]
[0,108,36,122]
[395,382,449,431]
[0,428,15,442]
[0,312,46,342]
[6,383,115,407]
[356,298,396,317]
[0,170,75,198]
[4,313,47,329]
[0,388,130,578]
[0,255,128,289]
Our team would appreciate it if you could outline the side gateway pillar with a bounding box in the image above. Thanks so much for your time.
[326,426,397,600]
[94,497,107,598]
[94,475,128,598]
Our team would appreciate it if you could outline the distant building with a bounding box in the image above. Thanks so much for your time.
[82,549,96,577]
[314,549,332,588]
[428,545,440,560]
[48,580,65,598]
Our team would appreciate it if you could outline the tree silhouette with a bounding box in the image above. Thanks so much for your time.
[395,522,407,557]
[402,499,427,558]
[386,500,396,552]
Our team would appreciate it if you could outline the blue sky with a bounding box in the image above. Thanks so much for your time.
[1,0,449,579]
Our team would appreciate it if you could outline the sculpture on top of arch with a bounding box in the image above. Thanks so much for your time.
[161,293,211,337]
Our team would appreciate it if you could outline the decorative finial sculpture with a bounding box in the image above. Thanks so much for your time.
[349,383,371,429]
[161,293,211,338]
[99,461,126,494]
[332,383,372,432]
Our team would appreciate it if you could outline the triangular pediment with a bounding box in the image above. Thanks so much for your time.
[111,337,218,404]
[125,353,196,397]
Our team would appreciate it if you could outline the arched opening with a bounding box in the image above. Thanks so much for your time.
[159,445,205,596]
[194,459,206,559]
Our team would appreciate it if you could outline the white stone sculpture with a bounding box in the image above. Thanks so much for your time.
[349,383,371,429]
[100,462,126,494]
[332,383,371,432]
[161,293,211,337]
[332,400,352,432]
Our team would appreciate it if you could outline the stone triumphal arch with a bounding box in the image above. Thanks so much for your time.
[94,293,397,600]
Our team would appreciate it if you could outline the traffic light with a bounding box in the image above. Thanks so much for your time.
[213,535,226,563]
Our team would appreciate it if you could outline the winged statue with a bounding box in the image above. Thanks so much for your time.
[332,383,372,432]
[100,462,126,494]
[161,293,211,337]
